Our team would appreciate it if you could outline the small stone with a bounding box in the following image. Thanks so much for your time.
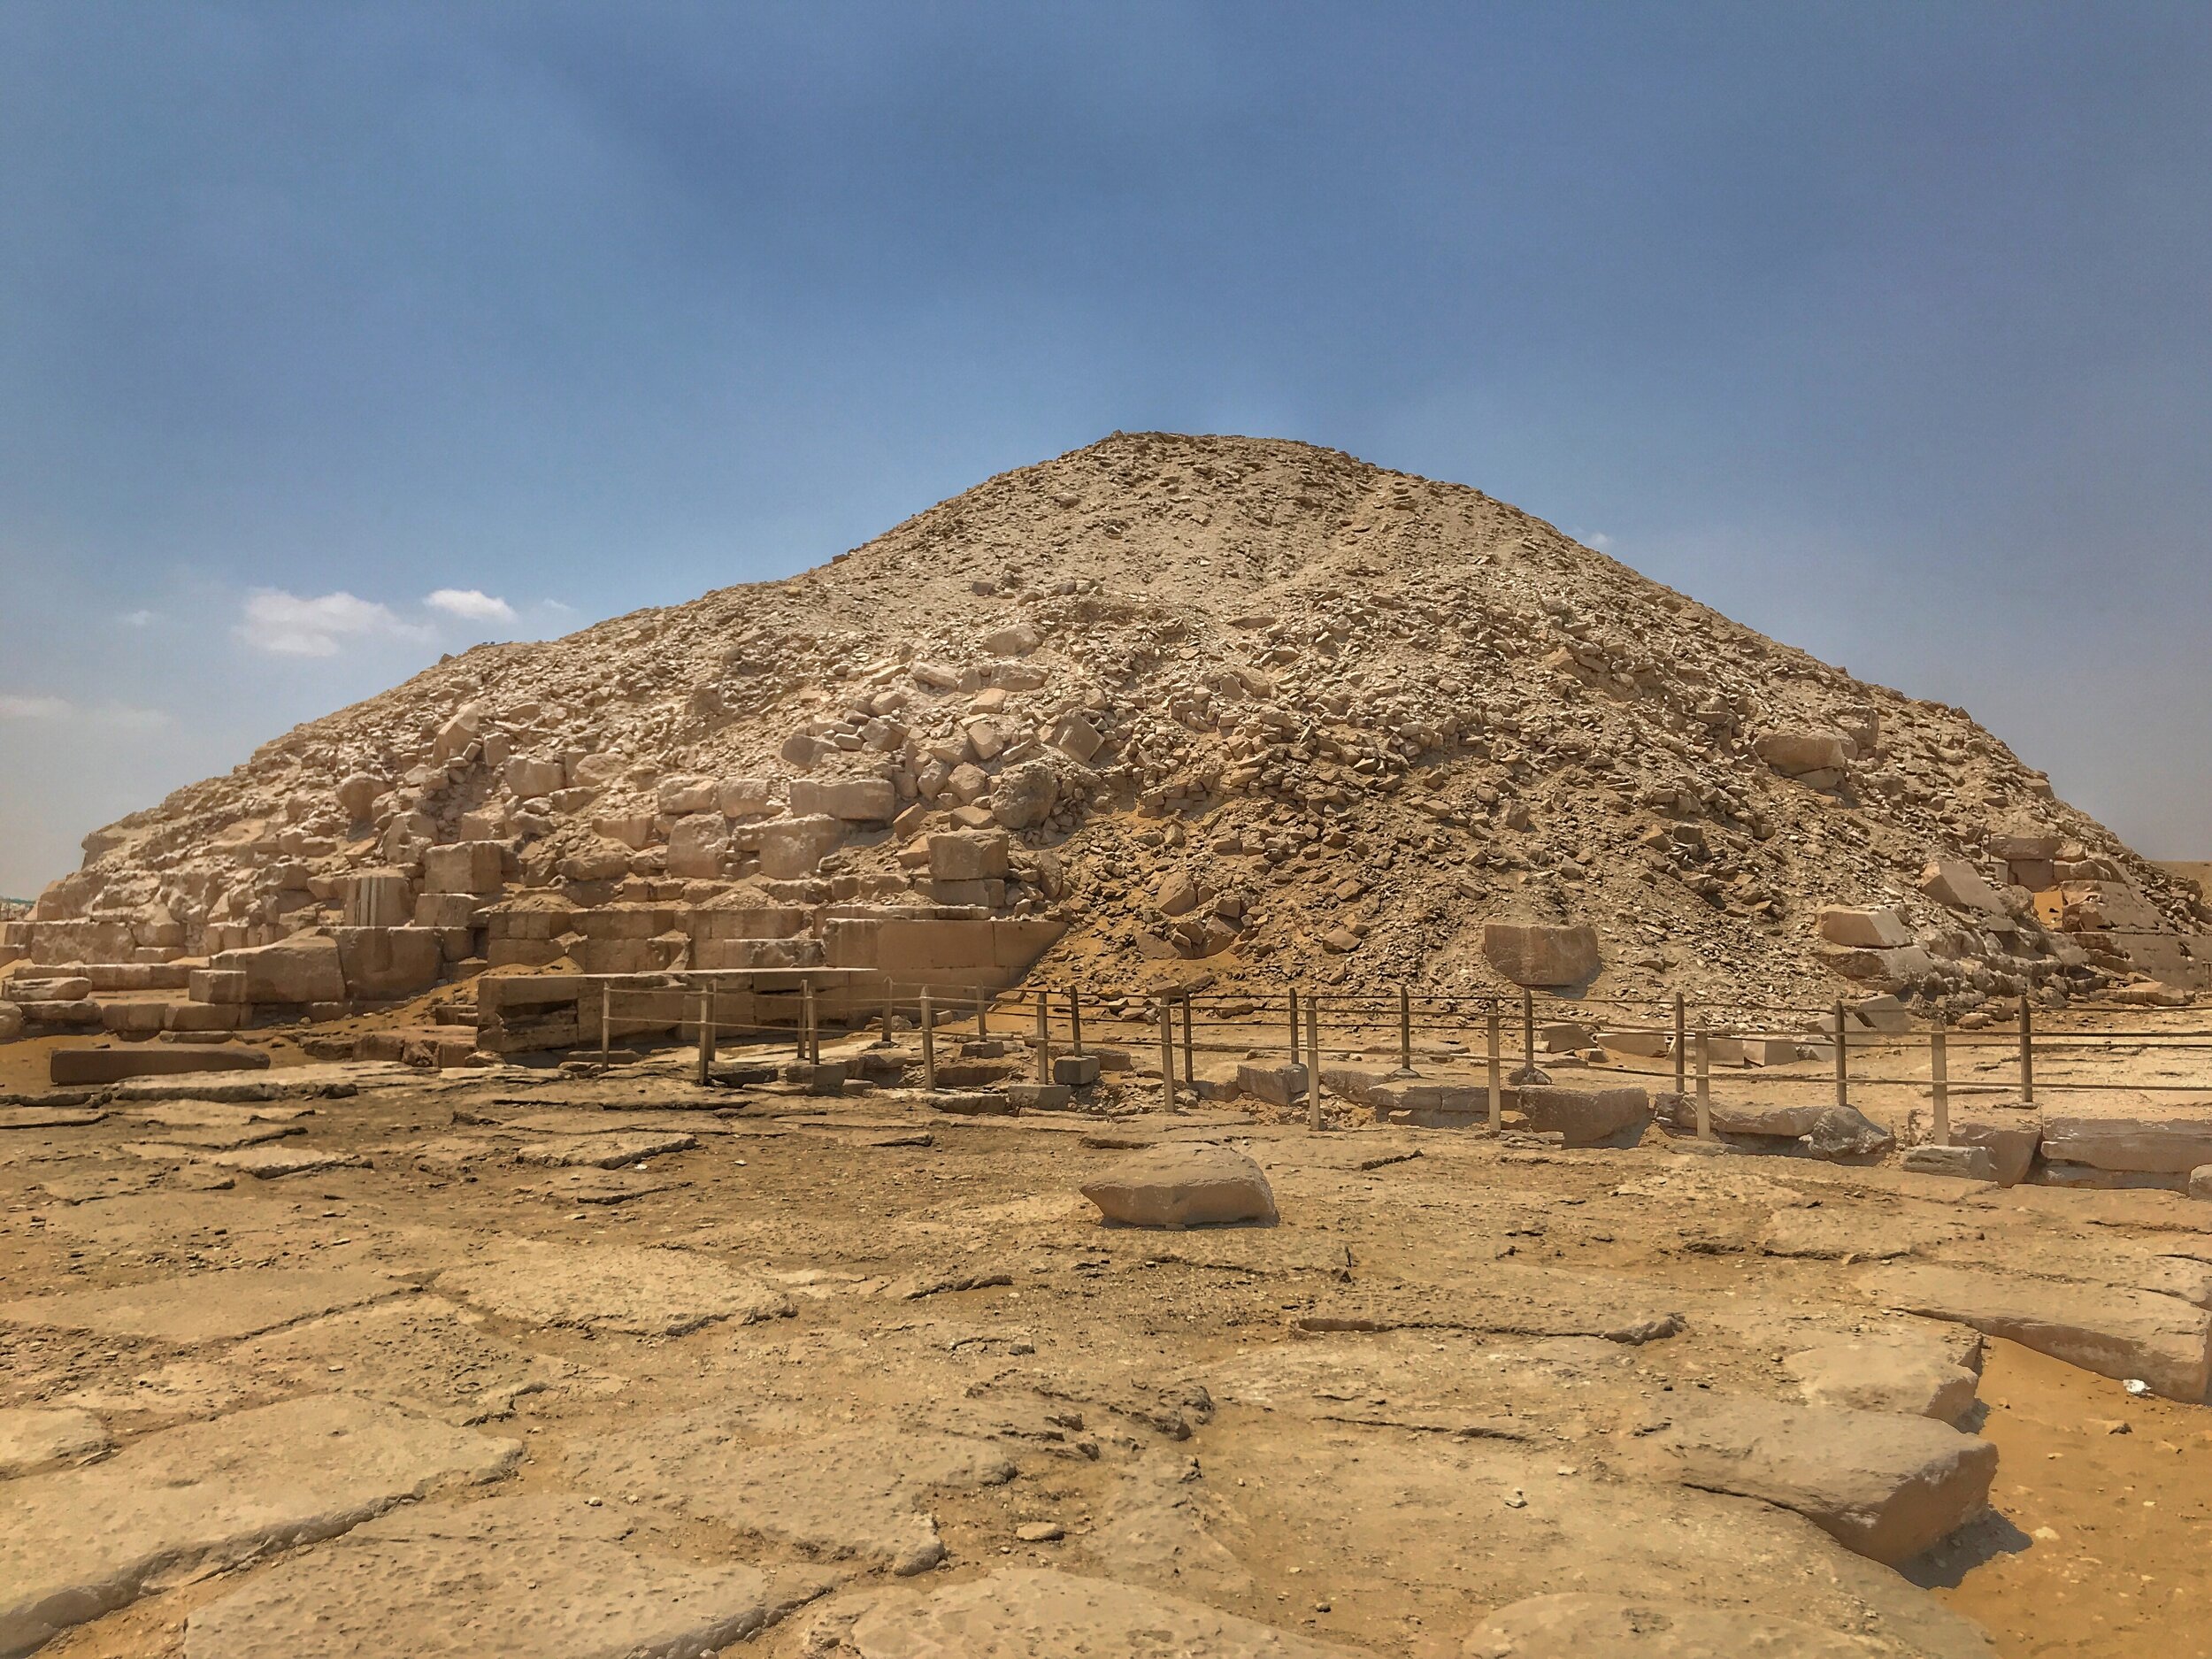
[1015,1520,1064,1542]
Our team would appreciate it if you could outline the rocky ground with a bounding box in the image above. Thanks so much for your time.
[8,1023,2212,1658]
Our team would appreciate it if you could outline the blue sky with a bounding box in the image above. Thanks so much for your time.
[4,3,2208,896]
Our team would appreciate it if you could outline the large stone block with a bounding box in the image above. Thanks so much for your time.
[420,842,506,897]
[1516,1086,1651,1147]
[757,815,843,879]
[50,1044,271,1085]
[1481,920,1600,987]
[334,926,443,1001]
[1079,1143,1278,1228]
[503,756,565,799]
[1816,906,1911,949]
[664,813,727,879]
[717,776,776,818]
[338,871,414,929]
[928,829,1010,880]
[212,935,346,1005]
[1754,731,1855,776]
[2039,1114,2212,1175]
[1919,856,2007,915]
[791,776,897,822]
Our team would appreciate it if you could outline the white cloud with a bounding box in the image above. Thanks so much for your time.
[0,694,73,720]
[425,588,518,624]
[0,694,169,729]
[119,609,158,627]
[235,588,429,657]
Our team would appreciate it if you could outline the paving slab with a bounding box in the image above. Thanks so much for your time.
[1638,1393,1997,1563]
[568,1410,1015,1574]
[0,1408,110,1479]
[1861,1262,2212,1402]
[1462,1591,1884,1657]
[182,1494,769,1659]
[435,1240,793,1335]
[0,1394,518,1655]
[0,1268,407,1346]
[840,1567,1365,1656]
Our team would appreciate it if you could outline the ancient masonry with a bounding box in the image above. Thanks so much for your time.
[4,433,2205,1056]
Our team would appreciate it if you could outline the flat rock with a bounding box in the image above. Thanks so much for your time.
[435,1240,794,1335]
[0,1267,406,1346]
[568,1411,1015,1575]
[208,1144,367,1179]
[0,1408,111,1479]
[842,1567,1364,1657]
[0,1394,518,1655]
[2039,1114,2212,1175]
[1295,1263,1686,1346]
[1759,1208,1967,1261]
[1080,1142,1278,1228]
[50,1045,270,1086]
[520,1168,687,1205]
[121,1123,303,1152]
[1639,1393,1996,1564]
[0,1107,105,1130]
[1516,1086,1650,1148]
[512,1130,698,1169]
[1462,1592,1880,1657]
[182,1494,769,1659]
[1861,1263,2212,1402]
[37,1163,164,1204]
[1784,1336,1982,1424]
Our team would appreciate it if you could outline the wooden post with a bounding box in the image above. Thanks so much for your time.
[1158,995,1176,1111]
[1306,990,1323,1132]
[1398,984,1413,1072]
[600,983,611,1060]
[1181,994,1195,1088]
[795,982,809,1056]
[1522,989,1537,1078]
[1694,1029,1712,1141]
[881,982,894,1046]
[1833,998,1848,1111]
[1672,994,1686,1094]
[1931,1025,1949,1145]
[1069,986,1084,1056]
[2018,999,2035,1105]
[1486,1006,1503,1133]
[804,980,820,1064]
[920,988,936,1090]
[1034,989,1050,1083]
[1287,989,1301,1061]
[695,986,715,1087]
[976,987,989,1040]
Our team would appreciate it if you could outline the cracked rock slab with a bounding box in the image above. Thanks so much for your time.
[512,1131,698,1169]
[0,1268,407,1346]
[436,1241,793,1336]
[183,1494,768,1659]
[840,1567,1364,1657]
[0,1408,111,1479]
[567,1410,1015,1575]
[0,1394,518,1656]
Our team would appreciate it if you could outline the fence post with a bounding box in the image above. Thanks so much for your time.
[1287,989,1301,1063]
[1833,998,1848,1111]
[1695,1028,1712,1141]
[920,988,936,1090]
[1158,995,1176,1111]
[1931,1025,1949,1145]
[976,987,989,1040]
[1399,985,1413,1072]
[1672,993,1686,1095]
[807,981,822,1064]
[1486,1004,1503,1133]
[1070,986,1084,1056]
[1035,989,1050,1083]
[695,986,715,1087]
[600,983,611,1060]
[881,982,894,1046]
[1522,988,1537,1079]
[2019,1000,2035,1105]
[1306,990,1323,1132]
[1181,994,1195,1088]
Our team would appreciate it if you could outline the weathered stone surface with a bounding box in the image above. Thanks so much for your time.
[182,1494,769,1659]
[841,1569,1362,1657]
[50,1044,269,1086]
[1080,1142,1279,1228]
[0,1408,110,1479]
[0,1395,518,1655]
[1461,1592,1882,1658]
[1643,1394,1996,1564]
[435,1240,794,1335]
[1481,921,1600,987]
[1905,1110,2039,1187]
[1655,1094,1823,1141]
[1759,1208,1965,1262]
[928,829,1010,880]
[757,814,844,879]
[512,1130,698,1169]
[1862,1263,2212,1401]
[1755,731,1853,776]
[2039,1114,2212,1176]
[0,1268,405,1346]
[792,776,898,822]
[1903,1145,1996,1182]
[568,1413,1015,1576]
[990,760,1058,830]
[1919,857,2008,915]
[1516,1086,1650,1148]
[1801,1105,1895,1161]
[1237,1061,1309,1107]
[212,934,347,1004]
[1817,906,1911,949]
[206,1146,369,1179]
[1784,1335,1982,1425]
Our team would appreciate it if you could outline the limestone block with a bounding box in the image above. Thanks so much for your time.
[1817,906,1911,949]
[791,776,897,822]
[1902,1144,1996,1181]
[591,813,655,849]
[757,815,843,879]
[1516,1086,1650,1147]
[717,776,775,818]
[1645,1393,1994,1564]
[420,841,506,897]
[212,935,345,1004]
[982,622,1041,656]
[1754,731,1855,776]
[1987,826,2064,861]
[339,871,414,929]
[1784,1335,1982,1424]
[656,774,718,815]
[1079,1143,1279,1227]
[1819,943,1936,986]
[1481,920,1600,987]
[1051,711,1105,762]
[50,1044,270,1085]
[503,757,565,799]
[412,892,480,929]
[334,772,385,820]
[1919,857,2007,915]
[664,813,727,879]
[929,829,1010,879]
[166,1002,244,1033]
[0,1002,21,1041]
[1236,1062,1308,1107]
[1801,1105,1896,1160]
[334,926,443,1001]
[992,760,1058,830]
[2039,1114,2212,1175]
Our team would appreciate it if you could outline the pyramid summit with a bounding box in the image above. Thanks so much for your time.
[12,432,2202,1017]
